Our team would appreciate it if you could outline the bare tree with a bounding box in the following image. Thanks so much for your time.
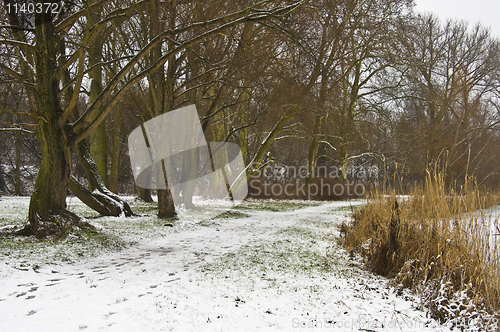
[0,0,306,236]
[391,14,500,184]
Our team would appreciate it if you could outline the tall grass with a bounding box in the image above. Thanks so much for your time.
[344,170,500,326]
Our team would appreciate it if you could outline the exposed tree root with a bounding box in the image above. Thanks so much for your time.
[3,208,95,240]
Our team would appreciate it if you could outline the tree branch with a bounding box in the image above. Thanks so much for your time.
[0,127,35,135]
[73,1,305,142]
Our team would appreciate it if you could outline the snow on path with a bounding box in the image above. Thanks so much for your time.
[0,201,450,332]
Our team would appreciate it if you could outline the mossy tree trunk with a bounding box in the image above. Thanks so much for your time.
[74,139,134,216]
[28,9,81,236]
[68,175,124,216]
[88,5,107,186]
[108,104,122,194]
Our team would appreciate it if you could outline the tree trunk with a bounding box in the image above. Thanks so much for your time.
[338,61,360,181]
[155,0,177,217]
[108,104,122,193]
[75,139,134,216]
[238,82,251,166]
[138,187,153,202]
[158,160,176,218]
[28,9,82,237]
[179,40,203,209]
[28,109,79,236]
[88,5,107,186]
[306,72,328,184]
[140,0,177,217]
[306,114,323,184]
[249,112,295,174]
[90,121,107,186]
[158,188,176,218]
[0,163,8,194]
[68,176,124,216]
[15,126,21,195]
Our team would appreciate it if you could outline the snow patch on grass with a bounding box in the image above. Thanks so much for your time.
[0,197,450,331]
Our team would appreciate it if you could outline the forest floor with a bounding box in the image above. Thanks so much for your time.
[0,196,452,332]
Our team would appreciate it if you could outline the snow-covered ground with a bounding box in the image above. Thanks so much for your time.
[0,197,452,332]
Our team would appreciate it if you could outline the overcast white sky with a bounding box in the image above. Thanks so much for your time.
[414,0,500,38]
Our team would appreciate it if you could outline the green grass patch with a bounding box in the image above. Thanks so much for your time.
[200,225,340,278]
[0,197,173,268]
[127,201,158,215]
[197,210,250,227]
[214,210,250,219]
[234,199,320,212]
[0,227,130,268]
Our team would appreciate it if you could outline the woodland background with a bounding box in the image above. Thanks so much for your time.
[1,0,500,228]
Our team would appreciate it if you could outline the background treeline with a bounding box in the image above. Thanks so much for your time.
[1,0,500,199]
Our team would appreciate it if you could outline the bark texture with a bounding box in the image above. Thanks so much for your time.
[74,140,134,217]
[28,9,80,237]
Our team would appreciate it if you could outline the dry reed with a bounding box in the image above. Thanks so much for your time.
[344,169,500,326]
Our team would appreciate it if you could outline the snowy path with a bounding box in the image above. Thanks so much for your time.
[0,201,450,332]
